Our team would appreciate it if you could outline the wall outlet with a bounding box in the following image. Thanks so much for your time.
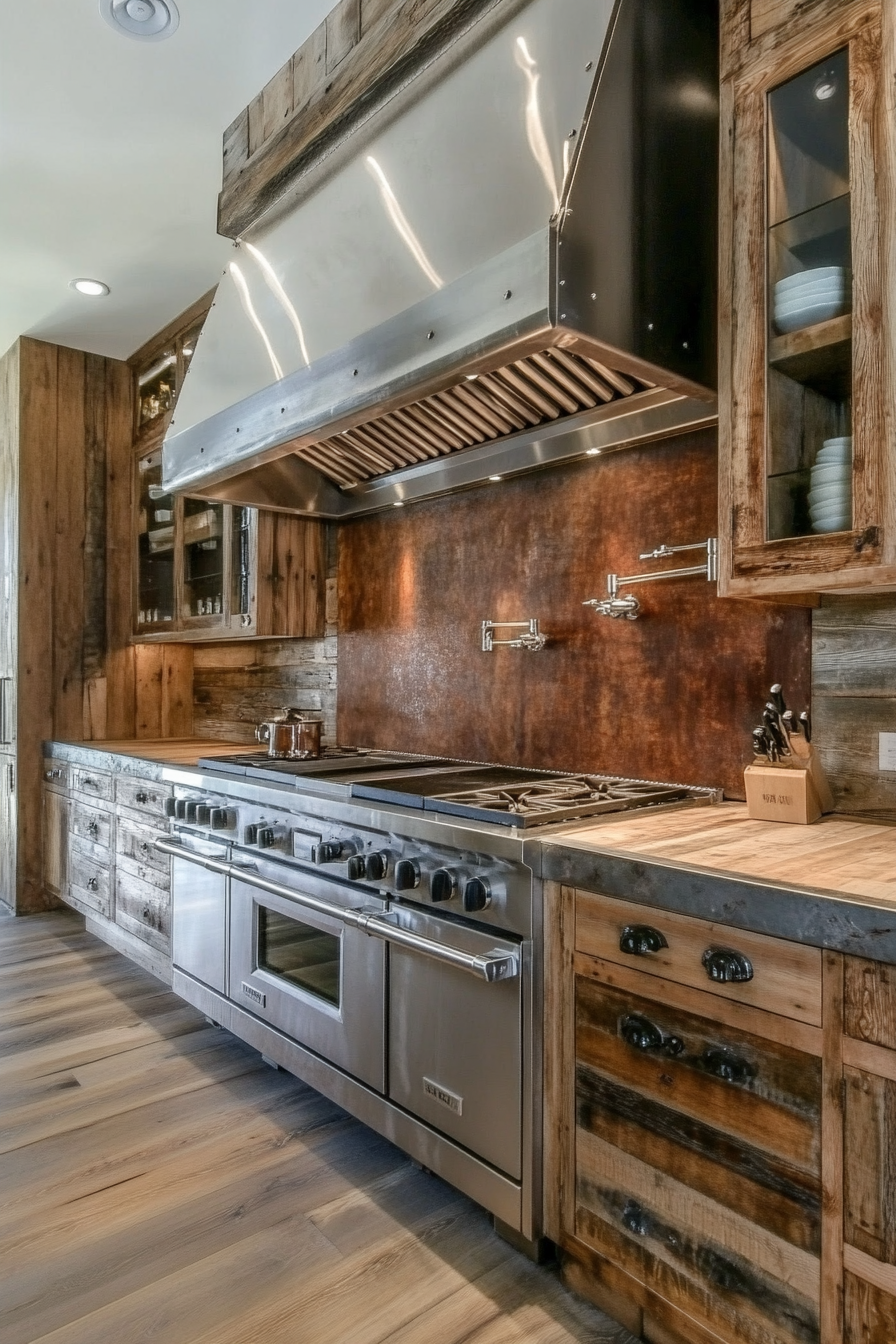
[880,733,896,772]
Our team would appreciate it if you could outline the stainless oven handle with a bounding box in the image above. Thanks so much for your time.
[154,838,519,983]
[353,911,520,983]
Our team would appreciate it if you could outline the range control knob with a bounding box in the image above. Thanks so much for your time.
[174,799,188,821]
[463,877,491,913]
[164,797,178,818]
[256,827,276,849]
[195,804,211,826]
[184,801,199,823]
[347,855,367,881]
[394,859,421,891]
[312,840,345,864]
[430,868,458,903]
[365,851,389,882]
[209,808,231,831]
[242,824,259,846]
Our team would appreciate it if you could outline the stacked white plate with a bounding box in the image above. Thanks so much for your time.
[808,436,852,533]
[773,267,851,334]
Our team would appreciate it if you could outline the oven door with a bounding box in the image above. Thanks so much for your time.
[386,905,523,1180]
[229,858,386,1092]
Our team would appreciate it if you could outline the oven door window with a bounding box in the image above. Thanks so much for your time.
[256,905,341,1007]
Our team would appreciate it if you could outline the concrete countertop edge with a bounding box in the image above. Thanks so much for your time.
[540,838,896,964]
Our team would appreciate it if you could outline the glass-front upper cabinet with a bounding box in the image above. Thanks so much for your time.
[136,449,176,631]
[719,2,894,597]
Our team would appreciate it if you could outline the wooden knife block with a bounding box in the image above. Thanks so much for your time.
[744,741,834,825]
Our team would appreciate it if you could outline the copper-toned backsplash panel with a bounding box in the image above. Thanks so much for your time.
[338,429,811,797]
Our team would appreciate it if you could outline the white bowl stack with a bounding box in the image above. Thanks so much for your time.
[773,267,851,334]
[808,436,852,533]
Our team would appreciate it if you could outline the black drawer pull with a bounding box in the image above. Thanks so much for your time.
[87,877,98,892]
[702,1047,755,1085]
[87,821,99,838]
[619,924,668,957]
[620,1014,684,1056]
[135,791,149,804]
[83,778,98,789]
[702,947,753,984]
[620,1199,650,1237]
[142,906,152,922]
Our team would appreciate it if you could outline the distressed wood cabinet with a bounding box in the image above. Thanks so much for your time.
[718,0,896,597]
[131,299,326,643]
[545,885,851,1344]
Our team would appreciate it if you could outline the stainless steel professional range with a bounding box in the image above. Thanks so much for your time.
[156,750,717,1245]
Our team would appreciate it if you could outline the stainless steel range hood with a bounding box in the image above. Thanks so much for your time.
[163,0,719,518]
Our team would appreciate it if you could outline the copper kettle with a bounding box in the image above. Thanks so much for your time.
[255,708,322,759]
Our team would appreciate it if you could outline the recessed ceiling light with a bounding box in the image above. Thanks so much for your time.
[99,0,180,41]
[70,278,110,297]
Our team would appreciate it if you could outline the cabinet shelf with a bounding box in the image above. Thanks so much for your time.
[768,313,852,397]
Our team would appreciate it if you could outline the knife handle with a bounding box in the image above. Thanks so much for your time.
[799,710,811,743]
[770,683,786,715]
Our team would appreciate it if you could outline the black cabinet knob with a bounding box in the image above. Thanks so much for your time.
[394,859,421,891]
[702,947,754,984]
[365,851,388,882]
[87,877,98,892]
[142,906,152,923]
[702,1047,755,1086]
[312,840,344,864]
[164,797,177,818]
[463,877,491,912]
[620,1014,684,1056]
[430,868,457,903]
[242,824,259,846]
[619,924,668,957]
[87,821,99,839]
[209,808,230,830]
[347,855,367,881]
[135,791,148,805]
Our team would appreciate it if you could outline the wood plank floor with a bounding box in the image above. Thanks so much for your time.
[0,911,636,1344]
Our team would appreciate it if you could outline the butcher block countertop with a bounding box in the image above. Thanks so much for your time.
[542,802,896,964]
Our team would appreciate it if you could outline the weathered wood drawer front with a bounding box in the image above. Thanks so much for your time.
[70,800,112,851]
[115,775,171,819]
[575,890,823,1026]
[115,869,170,952]
[576,974,823,1181]
[575,1127,820,1344]
[42,758,70,791]
[70,766,113,802]
[68,850,111,918]
[116,851,169,894]
[844,957,896,1048]
[116,816,168,877]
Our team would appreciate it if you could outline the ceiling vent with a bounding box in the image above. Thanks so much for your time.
[100,0,179,41]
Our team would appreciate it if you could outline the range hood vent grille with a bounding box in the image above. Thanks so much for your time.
[301,350,652,489]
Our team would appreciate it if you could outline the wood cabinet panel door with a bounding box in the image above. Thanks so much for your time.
[719,1,896,596]
[42,787,68,900]
[574,972,822,1344]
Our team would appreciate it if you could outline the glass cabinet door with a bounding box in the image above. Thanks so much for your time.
[181,498,226,623]
[766,49,852,542]
[230,506,254,628]
[136,450,176,631]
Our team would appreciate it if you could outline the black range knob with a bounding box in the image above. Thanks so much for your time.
[195,804,211,826]
[365,851,389,882]
[185,801,199,823]
[164,797,177,818]
[394,859,421,891]
[256,827,275,849]
[209,808,231,831]
[312,840,345,864]
[463,877,491,913]
[242,824,258,846]
[430,868,457,903]
[174,799,188,820]
[347,855,367,881]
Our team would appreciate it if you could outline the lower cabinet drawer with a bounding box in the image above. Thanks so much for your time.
[574,971,822,1344]
[115,775,171,820]
[71,766,113,802]
[70,800,112,852]
[115,869,170,952]
[575,889,823,1026]
[68,849,111,919]
[116,817,168,876]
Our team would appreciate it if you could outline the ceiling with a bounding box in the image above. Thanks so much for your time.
[0,0,333,362]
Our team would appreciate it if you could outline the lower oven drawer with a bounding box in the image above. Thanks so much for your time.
[171,836,231,993]
[388,907,523,1181]
[229,861,387,1094]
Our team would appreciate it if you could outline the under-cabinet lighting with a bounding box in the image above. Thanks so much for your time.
[70,278,109,297]
[393,501,404,507]
[488,475,502,481]
[586,448,601,456]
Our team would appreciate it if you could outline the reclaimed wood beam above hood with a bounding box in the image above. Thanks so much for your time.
[219,0,533,239]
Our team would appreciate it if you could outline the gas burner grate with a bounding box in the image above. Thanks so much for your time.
[428,775,691,827]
